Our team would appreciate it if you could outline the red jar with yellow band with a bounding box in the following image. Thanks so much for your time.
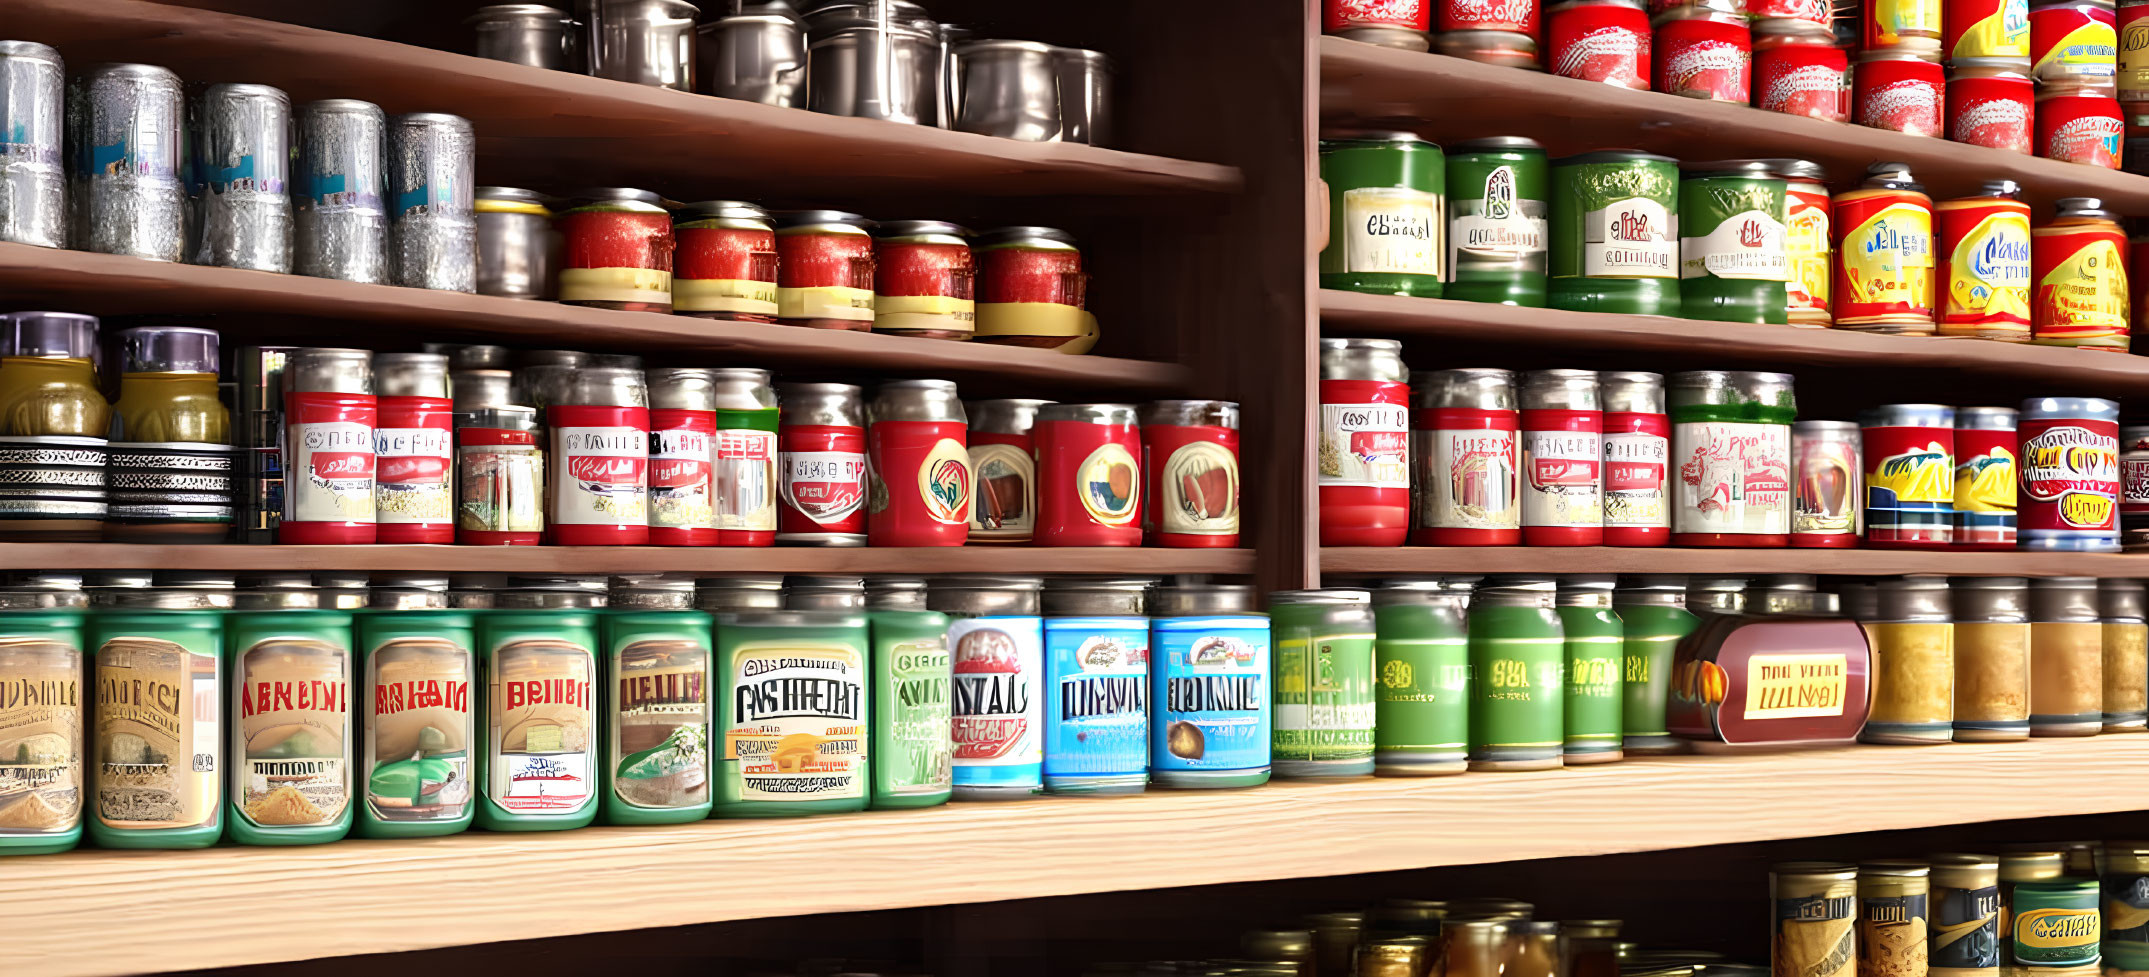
[774,210,875,331]
[974,226,1100,353]
[873,220,976,341]
[672,200,778,323]
[556,188,674,313]
[2033,196,2132,351]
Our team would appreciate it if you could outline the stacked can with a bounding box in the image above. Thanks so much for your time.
[1547,0,1652,90]
[1436,0,1543,67]
[1858,0,1946,134]
[1755,20,1850,120]
[2031,197,2131,350]
[0,42,66,249]
[2019,397,2121,551]
[1860,404,1957,547]
[968,399,1048,545]
[1832,162,1937,334]
[1678,161,1789,324]
[77,64,187,263]
[1946,0,2035,146]
[1600,371,1670,546]
[1772,159,1834,326]
[1955,407,2020,548]
[1936,182,2035,339]
[295,99,390,284]
[1654,5,1752,103]
[194,83,293,273]
[775,382,867,546]
[1411,368,1521,545]
[1326,0,1435,50]
[2128,0,2149,133]
[2032,0,2124,166]
[387,113,476,292]
[1519,370,1604,546]
[1319,338,1411,546]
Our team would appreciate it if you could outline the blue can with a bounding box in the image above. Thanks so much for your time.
[2019,397,2122,552]
[1042,579,1152,794]
[1149,583,1270,789]
[930,575,1046,800]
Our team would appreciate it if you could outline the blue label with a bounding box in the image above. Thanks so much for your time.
[949,615,1044,792]
[1150,615,1270,776]
[1043,616,1150,783]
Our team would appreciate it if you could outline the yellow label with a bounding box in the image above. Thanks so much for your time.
[2036,238,2129,335]
[1786,206,1832,309]
[474,198,551,217]
[2036,21,2118,73]
[724,642,865,803]
[1946,212,2032,321]
[1954,447,2017,512]
[2016,909,2098,948]
[1744,652,1848,719]
[558,267,672,305]
[974,302,1095,339]
[875,295,977,336]
[0,639,83,833]
[96,638,221,830]
[1953,2,2030,59]
[1844,204,1934,308]
[1871,440,1955,504]
[673,277,779,314]
[777,285,874,321]
[2063,492,2115,527]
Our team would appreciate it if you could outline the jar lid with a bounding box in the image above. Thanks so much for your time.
[1756,159,1827,181]
[1448,136,1544,153]
[1268,588,1371,605]
[772,209,871,231]
[873,219,972,239]
[1321,130,1432,146]
[117,325,218,374]
[2055,196,2117,220]
[515,349,589,368]
[865,575,929,610]
[5,312,98,359]
[675,199,771,223]
[1037,403,1138,426]
[973,226,1078,250]
[1861,161,1925,192]
[955,38,1060,57]
[1956,406,2018,429]
[465,4,578,23]
[1139,400,1240,429]
[567,187,667,211]
[1151,582,1258,616]
[475,186,553,217]
[1793,420,1858,434]
[375,352,451,397]
[969,398,1054,434]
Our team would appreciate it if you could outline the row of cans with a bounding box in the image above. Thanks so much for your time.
[0,44,474,288]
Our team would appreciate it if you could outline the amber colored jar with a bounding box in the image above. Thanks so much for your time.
[2101,579,2148,731]
[1444,920,1511,977]
[773,210,875,331]
[872,219,976,340]
[1506,921,1560,977]
[0,311,108,438]
[672,200,778,323]
[1862,578,1954,745]
[112,325,230,443]
[1950,576,2031,742]
[2030,577,2104,736]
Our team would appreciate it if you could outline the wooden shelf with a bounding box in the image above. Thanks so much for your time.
[1320,36,2149,209]
[0,542,1253,575]
[1324,546,2145,577]
[13,737,2146,976]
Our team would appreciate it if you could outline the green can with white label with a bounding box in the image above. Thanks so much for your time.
[1270,589,1377,778]
[356,601,477,839]
[85,589,229,850]
[0,595,87,856]
[1558,577,1624,765]
[1372,580,1469,776]
[226,607,355,846]
[863,577,952,809]
[602,577,713,825]
[1468,577,1566,772]
[1613,576,1699,755]
[477,589,602,832]
[1447,137,1550,307]
[716,610,870,817]
[1320,132,1445,298]
[1550,150,1680,316]
[1678,161,1788,325]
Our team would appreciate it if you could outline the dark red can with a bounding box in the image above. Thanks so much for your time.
[1855,51,1945,136]
[1034,403,1144,547]
[867,380,971,547]
[1140,401,1241,548]
[556,188,674,314]
[1948,62,2036,152]
[776,382,868,546]
[1549,0,1652,89]
[1443,0,1540,34]
[2038,85,2126,168]
[1655,8,1753,103]
[1754,22,1851,120]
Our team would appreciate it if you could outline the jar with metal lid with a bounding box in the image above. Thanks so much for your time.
[1034,403,1143,547]
[931,574,1045,798]
[775,381,867,546]
[467,4,580,70]
[452,370,514,418]
[1410,368,1519,546]
[673,200,777,322]
[693,574,784,613]
[1517,370,1603,546]
[1677,161,1789,324]
[872,220,975,340]
[1772,862,1857,977]
[548,366,649,545]
[2030,576,2104,735]
[1371,580,1468,776]
[113,325,229,444]
[82,591,226,849]
[967,398,1050,545]
[1951,576,2031,742]
[645,367,717,546]
[0,41,65,251]
[2019,397,2121,551]
[556,188,674,313]
[1321,338,1411,547]
[456,405,543,545]
[2126,426,2149,549]
[388,112,477,293]
[224,603,355,846]
[476,581,602,831]
[973,226,1097,351]
[1614,576,1697,755]
[1558,575,1624,764]
[1550,150,1680,315]
[232,571,319,610]
[1320,132,1445,298]
[1443,920,1512,977]
[0,311,106,438]
[868,379,971,547]
[1600,371,1668,546]
[475,186,557,300]
[1861,578,1955,744]
[773,209,875,331]
[280,348,377,544]
[1325,0,1432,49]
[1762,159,1833,327]
[2100,578,2147,731]
[1040,578,1152,794]
[1149,581,1270,789]
[351,583,474,838]
[0,587,85,854]
[1668,371,1797,546]
[1140,400,1241,548]
[1270,589,1376,779]
[600,573,713,824]
[2032,198,2129,350]
[1467,577,1564,771]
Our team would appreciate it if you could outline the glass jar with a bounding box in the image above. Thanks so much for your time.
[872,219,976,340]
[2100,578,2148,731]
[456,405,544,545]
[0,312,106,438]
[672,200,778,322]
[555,187,674,313]
[1668,371,1798,547]
[773,209,874,331]
[2030,577,2103,736]
[112,325,229,444]
[1950,576,2031,742]
[973,226,1096,351]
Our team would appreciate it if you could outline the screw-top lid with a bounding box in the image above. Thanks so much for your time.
[865,575,929,611]
[674,200,771,224]
[786,574,867,611]
[116,325,218,374]
[5,312,98,359]
[1860,161,1924,192]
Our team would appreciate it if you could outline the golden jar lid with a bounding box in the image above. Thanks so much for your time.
[1999,851,2067,881]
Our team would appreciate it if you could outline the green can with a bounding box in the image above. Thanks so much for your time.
[2104,844,2149,972]
[716,609,870,817]
[1446,136,1550,307]
[861,577,953,809]
[602,576,713,825]
[85,589,228,850]
[225,606,355,846]
[711,369,779,540]
[0,591,87,856]
[2010,879,2100,968]
[477,587,602,832]
[1270,589,1376,779]
[1320,132,1445,298]
[1372,579,1469,776]
[1558,576,1624,765]
[1468,577,1565,772]
[1678,161,1789,325]
[1550,150,1680,316]
[355,589,477,839]
[1614,575,1699,755]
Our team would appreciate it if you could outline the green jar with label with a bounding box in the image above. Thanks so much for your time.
[86,588,230,850]
[1550,150,1680,316]
[1613,575,1698,755]
[2010,879,2100,968]
[224,606,355,846]
[860,577,952,809]
[1468,577,1565,771]
[355,580,477,839]
[1447,137,1549,307]
[1270,589,1376,778]
[1320,132,1445,298]
[602,575,713,825]
[1678,161,1789,325]
[477,583,603,832]
[1558,576,1624,765]
[716,609,870,817]
[1372,579,1469,776]
[0,591,87,856]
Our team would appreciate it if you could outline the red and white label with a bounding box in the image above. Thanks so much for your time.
[782,449,868,525]
[1604,426,1670,529]
[1320,402,1410,489]
[1523,426,1603,529]
[717,428,778,532]
[1425,422,1520,531]
[288,392,377,525]
[1326,0,1433,31]
[374,395,452,527]
[551,405,649,528]
[649,409,716,532]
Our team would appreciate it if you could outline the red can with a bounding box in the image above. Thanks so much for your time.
[548,367,650,546]
[1945,0,2033,59]
[1859,406,1957,548]
[556,188,674,314]
[280,348,377,545]
[1410,369,1521,547]
[1754,22,1851,120]
[373,353,453,545]
[1948,62,2036,152]
[1549,0,1652,89]
[648,368,718,548]
[873,220,976,341]
[2017,399,2121,549]
[1601,374,1669,548]
[867,380,971,547]
[973,227,1093,351]
[672,200,778,323]
[774,210,875,331]
[1855,52,1945,136]
[1655,8,1753,103]
[1032,404,1144,547]
[2038,85,2126,167]
[1520,370,1603,547]
[1326,0,1434,32]
[1319,339,1411,547]
[776,382,868,546]
[1443,0,1539,33]
[1750,0,1836,23]
[1140,400,1241,548]
[2030,0,2119,85]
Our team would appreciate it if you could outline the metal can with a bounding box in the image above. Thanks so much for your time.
[457,406,543,545]
[1951,577,2032,741]
[2001,851,2069,945]
[1755,22,1850,121]
[1321,338,1411,547]
[773,209,875,331]
[1655,7,1753,103]
[1327,0,1434,49]
[1600,371,1668,546]
[645,368,718,546]
[1271,589,1376,779]
[932,574,1045,799]
[0,594,85,855]
[672,200,777,321]
[1955,408,2019,548]
[477,586,602,830]
[475,186,556,300]
[1549,150,1680,315]
[1034,403,1143,547]
[1767,159,1833,326]
[1867,0,1946,52]
[372,353,453,544]
[2105,845,2149,971]
[2124,425,2149,548]
[1859,862,1934,974]
[1861,578,1954,743]
[1435,30,1544,67]
[1615,575,1698,754]
[1792,421,1861,546]
[1860,404,1957,547]
[2032,0,2120,83]
[1041,578,1150,794]
[1855,51,1946,136]
[1669,371,1797,545]
[868,379,971,547]
[1372,580,1469,776]
[1548,0,1652,92]
[710,368,778,546]
[1519,370,1603,546]
[387,112,476,292]
[0,42,65,249]
[1446,137,1551,307]
[295,99,389,284]
[280,348,376,544]
[354,605,475,839]
[1678,161,1789,323]
[1929,854,2003,977]
[1832,162,1936,333]
[1949,0,2034,56]
[225,608,354,846]
[77,63,186,262]
[1558,576,1624,764]
[776,382,867,546]
[1320,132,1446,298]
[1948,62,2036,153]
[1468,577,1564,771]
[2101,578,2149,730]
[872,220,976,340]
[194,83,293,273]
[468,3,580,69]
[84,592,226,849]
[863,576,951,808]
[2010,880,2101,968]
[2031,577,2105,734]
[973,226,1096,350]
[549,366,650,546]
[2038,85,2126,167]
[556,188,674,312]
[1150,582,1271,789]
[968,398,1049,545]
[1140,400,1242,547]
[1443,0,1540,33]
[1411,368,1521,546]
[694,575,783,614]
[2033,198,2130,349]
[1773,862,1859,977]
[601,578,713,824]
[1937,182,2034,338]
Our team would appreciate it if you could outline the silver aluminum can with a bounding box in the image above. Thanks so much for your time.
[0,41,65,248]
[2125,425,2149,549]
[785,574,866,611]
[452,369,516,418]
[475,186,556,299]
[774,381,866,547]
[388,112,476,292]
[953,40,1062,142]
[1052,47,1114,146]
[968,398,1052,544]
[693,574,784,612]
[76,63,186,262]
[295,98,388,283]
[1318,337,1405,381]
[375,352,450,398]
[194,83,292,272]
[2019,396,2120,552]
[467,4,582,70]
[696,8,808,106]
[1409,368,1518,542]
[283,347,373,395]
[1520,369,1598,410]
[587,0,700,90]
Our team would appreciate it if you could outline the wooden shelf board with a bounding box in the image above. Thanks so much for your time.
[1323,546,2145,576]
[1319,36,2149,209]
[0,543,1254,574]
[12,737,2147,976]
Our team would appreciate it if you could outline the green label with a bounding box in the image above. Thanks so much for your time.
[2014,883,2100,967]
[1553,159,1677,279]
[882,637,952,795]
[1618,605,1698,739]
[1564,637,1623,749]
[1470,636,1564,752]
[1274,633,1375,760]
[1375,637,1468,752]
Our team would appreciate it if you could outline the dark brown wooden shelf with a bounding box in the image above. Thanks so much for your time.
[1324,546,2138,577]
[1,542,1254,575]
[1320,35,2149,208]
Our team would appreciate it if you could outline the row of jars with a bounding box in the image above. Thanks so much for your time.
[475,190,1097,350]
[1322,143,2132,344]
[1092,908,1654,977]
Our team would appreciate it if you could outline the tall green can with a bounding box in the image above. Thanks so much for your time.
[0,590,87,856]
[1614,575,1699,756]
[355,587,477,839]
[86,589,229,850]
[716,610,870,817]
[1550,150,1680,316]
[862,577,952,810]
[1320,132,1445,298]
[477,586,602,832]
[602,576,713,825]
[1447,137,1549,307]
[1372,579,1469,776]
[1557,576,1624,765]
[1678,161,1789,325]
[1468,577,1565,772]
[226,607,355,846]
[1270,589,1377,778]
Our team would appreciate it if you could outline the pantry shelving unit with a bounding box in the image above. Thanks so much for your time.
[0,542,1256,574]
[1321,546,2149,577]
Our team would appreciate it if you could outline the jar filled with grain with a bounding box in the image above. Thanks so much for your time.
[1772,862,1857,977]
[1859,861,1931,977]
[2030,578,2105,737]
[1863,578,1954,744]
[1950,577,2031,742]
[2099,579,2148,732]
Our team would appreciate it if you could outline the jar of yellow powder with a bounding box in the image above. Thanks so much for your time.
[1950,577,2031,743]
[1863,577,1954,744]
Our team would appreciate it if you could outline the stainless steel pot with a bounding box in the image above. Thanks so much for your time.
[586,0,699,90]
[698,3,807,106]
[1053,47,1114,146]
[467,4,582,70]
[805,1,940,125]
[954,39,1061,142]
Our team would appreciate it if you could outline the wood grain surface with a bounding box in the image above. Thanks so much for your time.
[0,543,1255,574]
[1324,546,2147,576]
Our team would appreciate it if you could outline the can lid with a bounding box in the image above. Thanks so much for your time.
[675,199,772,223]
[2123,425,2149,445]
[972,226,1078,249]
[2054,196,2117,220]
[1151,582,1259,615]
[1678,159,1778,178]
[5,312,98,359]
[1448,136,1544,153]
[772,209,871,231]
[1756,159,1827,181]
[304,97,387,117]
[955,38,1060,56]
[1861,161,1925,192]
[1554,149,1677,167]
[1053,46,1113,68]
[1771,860,1858,879]
[465,4,578,23]
[116,325,218,374]
[1139,400,1240,429]
[394,111,474,131]
[873,219,972,239]
[1320,130,1432,146]
[0,40,61,64]
[1859,404,1955,427]
[568,187,668,211]
[1037,403,1138,425]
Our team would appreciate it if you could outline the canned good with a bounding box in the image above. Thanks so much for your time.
[371,353,454,544]
[1372,580,1470,776]
[2105,844,2149,970]
[645,368,718,546]
[2019,397,2121,551]
[1773,863,1859,977]
[673,200,777,322]
[2126,0,2149,97]
[1041,578,1150,794]
[2124,425,2149,548]
[477,587,602,830]
[1954,408,2019,548]
[1411,368,1521,546]
[1326,0,1435,49]
[1754,22,1850,121]
[1679,161,1789,323]
[1929,853,2003,977]
[868,380,971,547]
[1616,576,1698,754]
[711,368,778,546]
[776,382,867,546]
[0,599,85,854]
[1949,62,2036,153]
[1320,132,1446,298]
[193,83,293,273]
[2011,879,2101,967]
[0,42,66,249]
[1770,159,1833,326]
[1321,338,1411,547]
[2032,577,2105,735]
[714,608,865,818]
[1149,582,1271,789]
[1271,589,1376,779]
[1856,51,1946,136]
[873,220,976,340]
[1558,576,1624,764]
[1669,371,1797,545]
[1832,162,1936,333]
[354,607,476,838]
[456,406,543,545]
[1442,0,1539,32]
[1867,0,1945,53]
[1937,182,2034,338]
[2032,0,2119,84]
[295,99,390,284]
[1435,30,1544,67]
[1861,578,1954,743]
[1549,150,1680,315]
[1600,371,1668,546]
[0,311,108,438]
[864,577,951,808]
[84,596,225,849]
[1140,400,1242,547]
[2033,198,2130,350]
[280,348,376,544]
[933,575,1045,799]
[548,366,650,546]
[474,186,556,300]
[1446,137,1551,307]
[1520,370,1603,546]
[1860,404,1956,547]
[2100,579,2149,730]
[226,608,354,845]
[1948,0,2034,57]
[1547,0,1651,92]
[2038,86,2126,167]
[557,188,674,313]
[693,575,783,614]
[387,112,476,292]
[968,398,1049,545]
[1034,404,1143,546]
[77,64,186,263]
[1859,862,1933,974]
[1469,578,1564,771]
[1792,421,1861,546]
[973,226,1096,350]
[1952,577,2031,741]
[1655,8,1753,103]
[773,210,875,331]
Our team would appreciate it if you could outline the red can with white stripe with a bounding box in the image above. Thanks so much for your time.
[1601,371,1669,547]
[372,353,453,544]
[1320,338,1412,547]
[1443,0,1540,33]
[1655,7,1753,103]
[280,348,377,545]
[1411,369,1522,546]
[647,368,719,547]
[2038,84,2126,167]
[2030,0,2119,85]
[1948,60,2036,152]
[1754,21,1851,120]
[1520,369,1604,547]
[548,366,650,546]
[1549,0,1652,89]
[776,382,867,546]
[1856,51,1946,135]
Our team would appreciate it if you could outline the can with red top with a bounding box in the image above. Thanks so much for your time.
[672,201,777,323]
[1435,30,1544,68]
[774,210,875,332]
[1866,0,1944,56]
[2032,196,2131,350]
[1936,180,2035,340]
[1410,368,1521,547]
[1856,51,1945,136]
[2123,0,2149,98]
[1860,404,1957,548]
[1319,338,1410,548]
[281,348,377,545]
[646,367,718,547]
[2031,0,2119,85]
[1325,0,1434,50]
[1140,400,1241,548]
[1549,0,1652,89]
[556,188,674,313]
[1033,404,1143,548]
[1655,7,1752,103]
[873,220,976,341]
[775,382,867,547]
[1520,369,1603,547]
[2038,84,2126,166]
[548,366,649,546]
[1601,371,1669,547]
[712,368,778,546]
[969,398,1050,545]
[1948,60,2036,152]
[1946,0,2033,58]
[1772,159,1833,327]
[1754,21,1851,120]
[973,227,1096,352]
[372,352,453,545]
[1443,0,1539,32]
[867,380,971,547]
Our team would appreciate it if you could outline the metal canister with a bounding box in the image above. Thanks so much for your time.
[692,575,783,613]
[1950,576,2031,742]
[476,582,602,831]
[953,39,1062,142]
[225,608,355,846]
[968,398,1049,545]
[2011,879,2101,970]
[931,574,1045,799]
[457,405,543,545]
[453,370,515,418]
[2100,578,2148,731]
[193,83,292,273]
[475,187,557,300]
[1320,132,1446,298]
[775,381,866,546]
[862,576,951,808]
[1558,575,1624,764]
[1677,161,1789,324]
[1859,862,1933,977]
[76,63,186,262]
[711,368,777,546]
[1601,371,1668,546]
[0,42,65,249]
[549,366,649,545]
[1139,400,1241,547]
[1615,576,1698,755]
[1669,371,1798,546]
[868,379,971,547]
[696,6,807,107]
[388,112,477,293]
[804,2,941,125]
[1936,182,2034,340]
[2031,576,2104,735]
[2018,396,2120,551]
[1371,579,1469,776]
[1792,421,1861,547]
[588,0,699,90]
[558,188,674,313]
[1411,368,1520,546]
[371,353,453,544]
[600,575,712,824]
[673,200,777,322]
[1270,589,1376,779]
[1519,369,1603,546]
[1040,578,1151,794]
[712,606,869,818]
[2032,197,2130,351]
[1860,404,1957,548]
[0,588,85,855]
[1831,162,1937,333]
[1861,578,1954,744]
[83,589,226,850]
[1468,577,1565,772]
[871,220,974,340]
[280,349,376,544]
[1444,137,1549,307]
[1034,403,1143,547]
[784,574,864,611]
[1772,862,1858,977]
[645,368,717,546]
[2105,844,2149,972]
[1053,47,1114,146]
[1549,149,1680,315]
[467,4,580,70]
[295,99,388,284]
[354,601,476,839]
[1955,408,2019,550]
[2000,850,2068,949]
[773,209,875,330]
[2128,425,2149,549]
[1767,159,1832,327]
[1150,581,1270,789]
[1929,854,2002,977]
